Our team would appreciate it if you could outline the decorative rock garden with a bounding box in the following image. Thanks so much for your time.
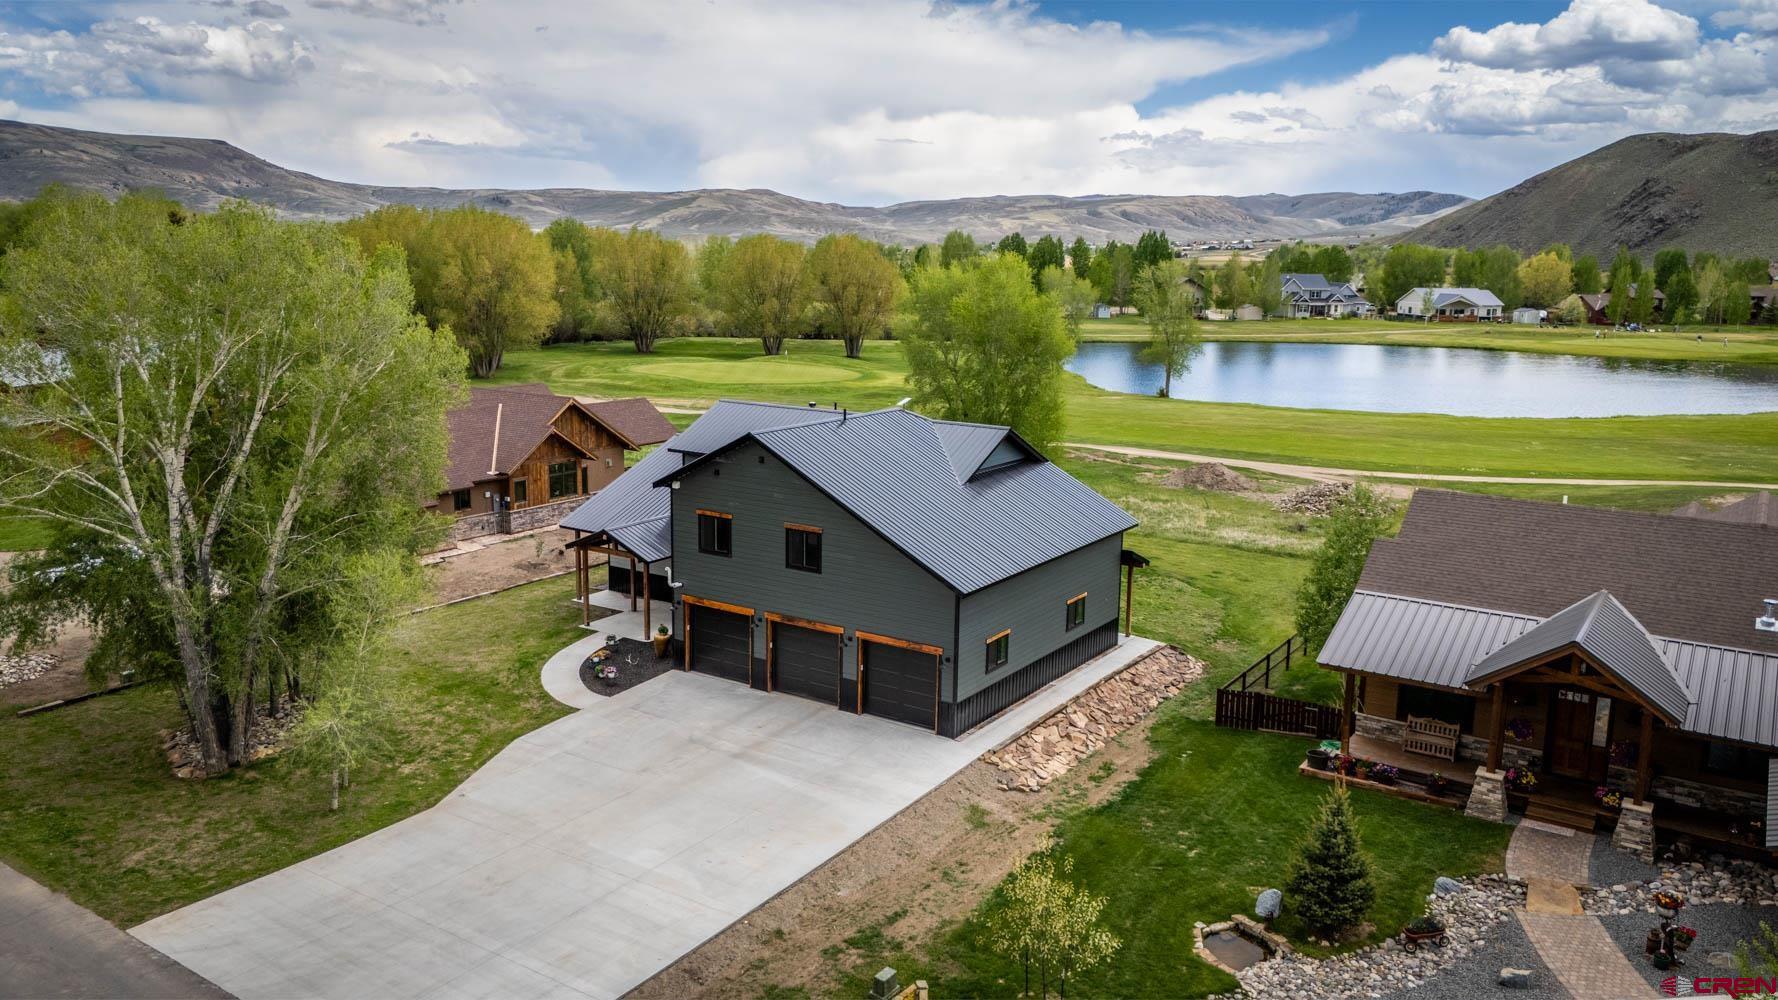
[983,645,1204,792]
[0,651,58,688]
[1585,856,1778,916]
[578,635,680,696]
[1209,875,1529,1000]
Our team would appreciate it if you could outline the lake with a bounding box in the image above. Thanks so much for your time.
[1065,340,1778,417]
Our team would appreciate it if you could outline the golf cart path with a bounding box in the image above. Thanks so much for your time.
[1060,442,1778,491]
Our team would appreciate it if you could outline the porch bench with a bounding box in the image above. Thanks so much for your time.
[1401,716,1459,761]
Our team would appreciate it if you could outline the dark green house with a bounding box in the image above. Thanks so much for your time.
[563,400,1143,737]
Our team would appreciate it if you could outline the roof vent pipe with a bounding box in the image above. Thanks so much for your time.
[1758,599,1778,633]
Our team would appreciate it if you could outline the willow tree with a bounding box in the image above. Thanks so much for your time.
[594,228,695,353]
[1133,260,1199,397]
[807,233,902,359]
[719,234,809,355]
[0,196,464,773]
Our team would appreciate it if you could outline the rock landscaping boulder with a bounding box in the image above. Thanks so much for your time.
[1498,967,1532,988]
[1434,876,1465,897]
[984,645,1205,792]
[0,651,58,688]
[1256,888,1282,921]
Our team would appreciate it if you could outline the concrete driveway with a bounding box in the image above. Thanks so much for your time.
[134,637,1157,1000]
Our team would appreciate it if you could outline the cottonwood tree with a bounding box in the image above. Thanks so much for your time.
[1570,254,1603,294]
[0,197,463,773]
[940,229,978,268]
[1133,260,1199,397]
[1287,785,1377,938]
[1027,236,1065,288]
[343,205,558,377]
[1293,485,1396,653]
[1040,265,1096,345]
[995,232,1029,260]
[1213,253,1251,310]
[902,253,1070,450]
[543,218,621,343]
[1253,252,1285,316]
[1067,237,1092,277]
[594,227,696,353]
[719,234,809,356]
[807,233,902,359]
[1516,251,1572,308]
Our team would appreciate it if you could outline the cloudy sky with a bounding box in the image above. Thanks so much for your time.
[1,0,1775,203]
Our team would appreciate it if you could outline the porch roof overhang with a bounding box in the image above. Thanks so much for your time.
[1465,590,1690,725]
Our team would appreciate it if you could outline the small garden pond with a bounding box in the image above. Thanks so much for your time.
[1201,928,1271,971]
[1066,340,1778,417]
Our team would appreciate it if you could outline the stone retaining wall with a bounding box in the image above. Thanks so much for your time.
[448,497,581,542]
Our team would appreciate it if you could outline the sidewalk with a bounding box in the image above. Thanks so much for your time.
[0,861,230,999]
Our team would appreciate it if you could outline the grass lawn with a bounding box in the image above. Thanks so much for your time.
[0,514,55,551]
[493,338,1778,483]
[0,576,585,927]
[835,722,1511,999]
[1081,315,1778,366]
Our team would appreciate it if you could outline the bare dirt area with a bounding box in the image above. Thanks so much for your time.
[422,527,603,605]
[1159,461,1257,493]
[631,710,1169,1000]
[0,552,102,709]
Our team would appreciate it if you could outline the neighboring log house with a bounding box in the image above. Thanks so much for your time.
[433,384,673,540]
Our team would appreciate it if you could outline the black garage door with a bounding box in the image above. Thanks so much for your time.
[862,639,938,730]
[772,622,839,704]
[689,603,750,684]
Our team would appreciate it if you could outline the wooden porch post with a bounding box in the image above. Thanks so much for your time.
[1486,683,1506,772]
[641,560,651,634]
[1635,711,1655,804]
[628,555,637,611]
[578,544,589,626]
[1340,672,1355,753]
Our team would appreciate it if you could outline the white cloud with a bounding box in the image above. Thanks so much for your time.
[307,0,458,26]
[1714,0,1778,34]
[0,15,310,97]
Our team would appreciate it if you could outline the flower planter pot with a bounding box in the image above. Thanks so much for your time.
[1675,935,1694,952]
[652,634,670,657]
[1305,748,1332,772]
[1646,930,1662,955]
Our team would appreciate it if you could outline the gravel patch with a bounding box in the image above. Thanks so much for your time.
[579,636,679,696]
[1590,834,1659,889]
[0,652,58,688]
[1599,902,1777,993]
[1376,911,1564,1000]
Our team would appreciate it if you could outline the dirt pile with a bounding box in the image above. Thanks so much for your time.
[1160,462,1257,493]
[1276,481,1353,515]
[984,645,1205,792]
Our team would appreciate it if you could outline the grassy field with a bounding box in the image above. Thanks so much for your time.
[834,723,1511,999]
[1081,314,1778,366]
[0,577,585,926]
[0,515,54,552]
[494,337,1778,483]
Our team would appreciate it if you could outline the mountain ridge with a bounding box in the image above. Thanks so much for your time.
[0,119,1467,245]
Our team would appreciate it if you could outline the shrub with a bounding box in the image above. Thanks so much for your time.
[1286,785,1376,938]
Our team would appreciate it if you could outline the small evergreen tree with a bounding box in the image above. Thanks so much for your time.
[1286,785,1376,938]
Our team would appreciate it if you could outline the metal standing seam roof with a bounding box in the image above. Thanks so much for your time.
[1322,590,1778,750]
[667,399,845,456]
[1468,591,1692,723]
[658,407,1136,594]
[558,438,681,562]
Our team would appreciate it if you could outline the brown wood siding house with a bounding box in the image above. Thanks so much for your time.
[1317,489,1778,861]
[433,384,674,538]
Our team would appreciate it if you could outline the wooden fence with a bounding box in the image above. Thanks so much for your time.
[1215,688,1342,739]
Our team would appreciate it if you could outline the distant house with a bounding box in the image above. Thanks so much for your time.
[1233,304,1265,322]
[435,384,674,540]
[1510,307,1544,325]
[1280,273,1372,318]
[1092,303,1112,320]
[1577,286,1666,325]
[1750,286,1778,321]
[1394,287,1504,322]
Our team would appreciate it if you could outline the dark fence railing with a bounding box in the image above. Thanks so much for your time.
[1220,634,1304,693]
[1215,688,1342,739]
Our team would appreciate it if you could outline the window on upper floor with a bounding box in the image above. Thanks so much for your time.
[697,510,732,556]
[785,524,822,573]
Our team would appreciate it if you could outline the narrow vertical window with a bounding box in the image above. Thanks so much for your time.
[1065,593,1087,631]
[697,510,732,556]
[785,524,822,573]
[986,629,1010,670]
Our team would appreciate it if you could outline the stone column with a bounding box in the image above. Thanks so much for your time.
[1465,768,1508,823]
[1612,801,1656,862]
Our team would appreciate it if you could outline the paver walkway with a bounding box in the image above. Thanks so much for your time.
[1505,823,1657,999]
[137,636,1160,999]
[0,861,230,999]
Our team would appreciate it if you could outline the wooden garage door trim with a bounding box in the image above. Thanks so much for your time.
[855,631,942,734]
[766,613,843,703]
[682,595,755,685]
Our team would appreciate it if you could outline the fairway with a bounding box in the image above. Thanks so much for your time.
[493,338,1778,483]
[633,357,863,385]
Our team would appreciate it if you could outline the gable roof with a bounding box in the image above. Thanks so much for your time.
[654,406,1136,593]
[584,397,676,449]
[667,399,845,456]
[1399,287,1505,309]
[1282,273,1332,291]
[558,439,680,562]
[1467,590,1690,722]
[442,385,589,492]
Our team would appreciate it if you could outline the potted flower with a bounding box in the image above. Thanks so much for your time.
[1673,926,1697,952]
[1594,786,1623,811]
[1652,889,1685,918]
[1505,767,1538,794]
[1353,759,1373,782]
[1427,772,1451,797]
[1306,746,1333,771]
[1505,717,1535,743]
[1370,763,1400,786]
[595,661,618,688]
[1401,914,1446,950]
[653,623,671,657]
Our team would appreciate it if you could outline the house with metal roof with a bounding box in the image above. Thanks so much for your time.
[1280,273,1373,319]
[1393,287,1504,321]
[1317,489,1778,860]
[561,399,1146,737]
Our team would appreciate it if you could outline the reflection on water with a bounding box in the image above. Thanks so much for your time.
[1066,340,1778,417]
